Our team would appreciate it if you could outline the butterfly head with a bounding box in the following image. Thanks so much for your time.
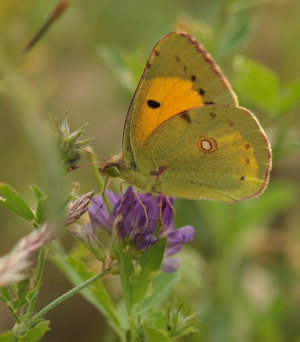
[100,154,124,178]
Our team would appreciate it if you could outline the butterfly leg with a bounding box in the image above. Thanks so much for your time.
[159,194,176,230]
[132,189,149,229]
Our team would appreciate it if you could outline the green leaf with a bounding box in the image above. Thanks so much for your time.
[51,254,122,332]
[29,185,45,202]
[134,239,166,302]
[135,272,180,315]
[0,183,34,221]
[35,197,48,224]
[198,181,296,247]
[98,46,135,93]
[14,280,30,310]
[115,248,135,312]
[18,321,49,342]
[0,286,12,303]
[143,327,170,342]
[0,331,16,342]
[278,80,300,113]
[98,46,144,93]
[218,20,251,57]
[233,55,280,113]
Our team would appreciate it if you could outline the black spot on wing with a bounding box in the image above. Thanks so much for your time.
[147,100,161,108]
[181,112,192,123]
[198,88,205,96]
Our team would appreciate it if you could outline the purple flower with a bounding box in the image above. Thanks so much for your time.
[88,187,195,272]
[89,190,120,229]
[163,225,195,272]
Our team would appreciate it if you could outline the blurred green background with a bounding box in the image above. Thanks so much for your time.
[1,0,300,341]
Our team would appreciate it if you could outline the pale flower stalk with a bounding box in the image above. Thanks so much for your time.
[65,191,94,226]
[0,224,55,288]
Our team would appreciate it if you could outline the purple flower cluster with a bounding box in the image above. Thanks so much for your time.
[88,187,195,272]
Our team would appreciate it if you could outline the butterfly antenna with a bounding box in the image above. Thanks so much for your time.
[68,161,105,171]
[81,147,107,162]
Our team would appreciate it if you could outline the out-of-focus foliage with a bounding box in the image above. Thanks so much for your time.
[0,0,299,341]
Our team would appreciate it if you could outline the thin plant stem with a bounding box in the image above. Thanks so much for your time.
[26,247,47,314]
[88,146,105,191]
[24,268,110,330]
[128,315,136,341]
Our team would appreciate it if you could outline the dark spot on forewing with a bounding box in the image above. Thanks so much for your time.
[198,88,205,96]
[154,49,160,56]
[205,101,215,105]
[183,65,187,72]
[191,75,196,81]
[245,143,251,150]
[175,55,180,62]
[239,176,246,181]
[147,99,161,108]
[181,112,192,123]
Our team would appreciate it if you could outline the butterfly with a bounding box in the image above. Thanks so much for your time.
[101,32,272,202]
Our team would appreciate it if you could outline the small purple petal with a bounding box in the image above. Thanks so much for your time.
[163,258,179,273]
[161,196,175,230]
[165,225,195,257]
[88,191,120,229]
[165,245,183,257]
[166,225,195,247]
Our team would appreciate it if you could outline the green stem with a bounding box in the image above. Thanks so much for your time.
[8,305,20,324]
[25,268,110,330]
[27,246,47,314]
[87,146,105,191]
[128,314,136,341]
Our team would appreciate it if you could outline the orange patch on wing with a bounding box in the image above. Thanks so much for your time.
[133,77,204,146]
[218,133,259,177]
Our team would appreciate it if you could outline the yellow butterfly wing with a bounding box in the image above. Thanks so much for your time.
[132,105,271,202]
[123,32,238,167]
